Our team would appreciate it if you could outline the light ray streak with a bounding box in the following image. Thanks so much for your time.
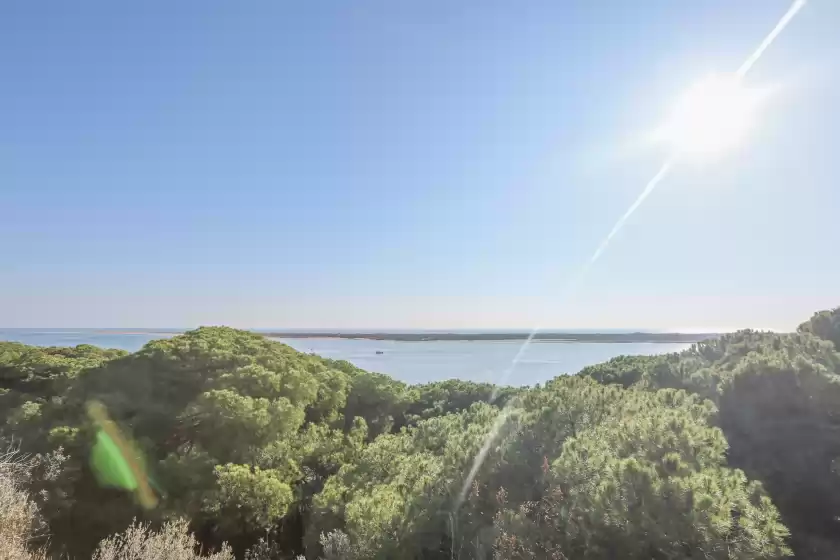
[585,160,673,269]
[456,0,806,515]
[737,0,806,78]
[487,159,671,400]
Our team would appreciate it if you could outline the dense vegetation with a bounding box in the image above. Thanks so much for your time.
[1,306,839,559]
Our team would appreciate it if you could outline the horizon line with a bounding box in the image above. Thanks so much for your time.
[0,326,780,334]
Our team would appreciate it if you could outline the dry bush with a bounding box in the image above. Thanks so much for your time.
[1,448,230,560]
[319,530,353,560]
[92,519,233,560]
[0,451,46,560]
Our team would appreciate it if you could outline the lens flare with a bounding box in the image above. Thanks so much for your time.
[87,400,158,509]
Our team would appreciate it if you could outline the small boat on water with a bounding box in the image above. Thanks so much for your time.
[375,350,384,355]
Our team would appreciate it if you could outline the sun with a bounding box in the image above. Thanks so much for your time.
[657,73,765,160]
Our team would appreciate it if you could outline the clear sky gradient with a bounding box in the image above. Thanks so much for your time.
[3,1,838,330]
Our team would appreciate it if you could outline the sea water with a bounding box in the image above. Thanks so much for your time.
[0,329,689,387]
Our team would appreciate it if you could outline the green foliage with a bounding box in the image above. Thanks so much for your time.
[525,399,788,559]
[313,402,503,558]
[313,377,789,559]
[3,307,840,559]
[0,343,127,448]
[209,465,294,532]
[183,390,304,462]
[718,353,840,558]
[798,306,840,350]
[405,379,518,424]
[0,342,126,400]
[577,354,659,388]
[580,308,840,559]
[339,368,410,438]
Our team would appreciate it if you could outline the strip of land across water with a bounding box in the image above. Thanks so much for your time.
[259,331,718,343]
[94,329,720,343]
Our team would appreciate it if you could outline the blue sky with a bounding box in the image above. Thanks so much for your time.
[2,0,838,330]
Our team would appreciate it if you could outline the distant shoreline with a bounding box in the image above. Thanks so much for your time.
[88,329,718,344]
[88,330,180,337]
[259,331,718,343]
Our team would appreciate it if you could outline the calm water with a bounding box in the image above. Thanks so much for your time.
[0,329,175,352]
[0,329,690,387]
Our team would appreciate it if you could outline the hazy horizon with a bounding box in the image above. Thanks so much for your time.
[0,326,741,333]
[1,295,833,332]
[2,292,828,333]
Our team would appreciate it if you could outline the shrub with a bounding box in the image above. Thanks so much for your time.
[92,519,233,560]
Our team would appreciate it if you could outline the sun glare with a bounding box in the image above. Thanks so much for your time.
[657,74,765,160]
